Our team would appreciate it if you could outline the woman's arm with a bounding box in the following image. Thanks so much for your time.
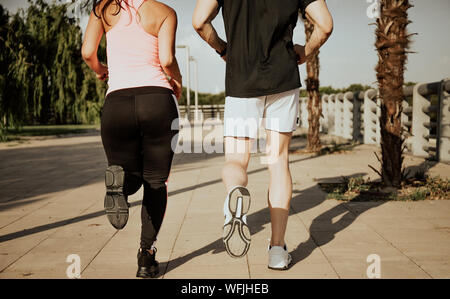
[158,9,182,99]
[295,0,333,65]
[81,12,108,81]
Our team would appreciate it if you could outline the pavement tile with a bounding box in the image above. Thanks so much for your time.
[0,130,449,279]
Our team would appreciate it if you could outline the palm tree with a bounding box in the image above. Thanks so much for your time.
[374,0,413,187]
[304,17,322,152]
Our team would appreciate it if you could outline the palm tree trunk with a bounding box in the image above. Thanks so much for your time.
[304,18,322,152]
[375,0,412,187]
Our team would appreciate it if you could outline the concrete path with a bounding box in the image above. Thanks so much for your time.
[0,126,449,279]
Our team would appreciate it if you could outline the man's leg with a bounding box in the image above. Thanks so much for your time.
[221,136,253,257]
[221,96,263,258]
[222,136,252,191]
[265,130,293,247]
[262,88,298,264]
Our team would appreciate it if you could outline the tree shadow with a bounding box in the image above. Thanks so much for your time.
[0,139,225,212]
[0,151,319,243]
[402,159,438,178]
[0,133,314,212]
[0,141,106,209]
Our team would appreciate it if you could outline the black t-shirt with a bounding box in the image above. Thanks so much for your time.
[217,0,317,98]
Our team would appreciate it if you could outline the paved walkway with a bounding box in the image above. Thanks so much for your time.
[0,126,449,279]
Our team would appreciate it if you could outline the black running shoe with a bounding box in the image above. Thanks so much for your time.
[104,165,129,230]
[136,247,159,278]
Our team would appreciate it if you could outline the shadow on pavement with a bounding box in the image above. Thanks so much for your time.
[0,137,390,278]
[156,172,387,278]
[289,179,387,268]
[0,140,223,211]
[0,154,317,243]
[0,142,106,209]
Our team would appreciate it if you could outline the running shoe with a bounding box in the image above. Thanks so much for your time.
[136,246,159,278]
[222,186,251,258]
[104,165,129,230]
[268,245,292,270]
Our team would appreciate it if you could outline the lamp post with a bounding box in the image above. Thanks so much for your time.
[176,45,190,120]
[189,56,200,122]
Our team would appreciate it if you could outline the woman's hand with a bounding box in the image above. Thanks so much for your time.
[96,63,109,81]
[170,78,182,99]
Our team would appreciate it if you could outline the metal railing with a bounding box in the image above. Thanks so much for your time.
[299,79,450,162]
[177,79,449,162]
[178,104,224,121]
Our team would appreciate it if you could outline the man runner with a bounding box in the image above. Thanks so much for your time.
[193,0,333,270]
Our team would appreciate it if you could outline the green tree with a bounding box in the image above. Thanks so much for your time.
[0,0,107,134]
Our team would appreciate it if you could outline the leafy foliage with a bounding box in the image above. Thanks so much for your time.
[0,0,107,135]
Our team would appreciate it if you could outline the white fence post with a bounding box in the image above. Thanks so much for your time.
[343,92,354,140]
[402,100,412,152]
[411,83,430,157]
[363,89,380,144]
[299,97,309,129]
[321,94,329,133]
[298,97,307,129]
[334,93,344,137]
[439,80,450,162]
[328,94,336,134]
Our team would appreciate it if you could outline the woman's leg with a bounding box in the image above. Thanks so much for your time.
[135,92,179,249]
[100,92,143,229]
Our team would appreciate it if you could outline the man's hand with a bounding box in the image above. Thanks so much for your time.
[294,44,306,65]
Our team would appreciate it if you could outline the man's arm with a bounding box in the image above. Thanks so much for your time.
[192,0,227,60]
[295,0,333,64]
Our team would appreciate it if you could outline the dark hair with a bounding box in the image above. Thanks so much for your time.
[92,0,129,26]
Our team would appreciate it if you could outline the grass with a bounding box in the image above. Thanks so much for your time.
[318,171,449,202]
[1,124,99,142]
[317,141,359,156]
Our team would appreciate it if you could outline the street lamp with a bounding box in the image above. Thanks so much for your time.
[189,56,200,122]
[176,45,190,120]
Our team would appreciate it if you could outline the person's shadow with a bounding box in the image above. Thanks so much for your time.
[156,172,387,277]
[289,185,386,266]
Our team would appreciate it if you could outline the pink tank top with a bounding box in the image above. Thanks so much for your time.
[106,0,173,95]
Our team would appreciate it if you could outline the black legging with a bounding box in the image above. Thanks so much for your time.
[101,86,179,249]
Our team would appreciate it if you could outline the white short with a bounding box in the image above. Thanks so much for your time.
[223,88,299,139]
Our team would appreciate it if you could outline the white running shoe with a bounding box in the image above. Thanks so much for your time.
[222,186,251,258]
[268,245,292,270]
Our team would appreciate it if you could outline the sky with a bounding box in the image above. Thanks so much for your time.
[2,0,450,94]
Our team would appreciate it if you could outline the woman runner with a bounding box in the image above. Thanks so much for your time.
[82,0,182,278]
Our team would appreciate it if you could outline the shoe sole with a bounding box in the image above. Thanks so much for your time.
[268,255,293,271]
[104,165,129,230]
[223,186,251,258]
[136,265,159,278]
